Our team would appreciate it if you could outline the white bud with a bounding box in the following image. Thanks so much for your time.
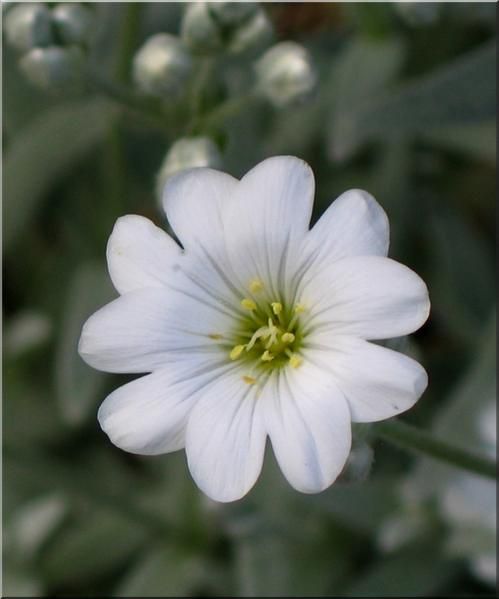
[180,2,222,54]
[255,42,317,107]
[52,3,93,46]
[4,3,52,51]
[156,137,222,200]
[209,2,258,26]
[133,34,192,99]
[19,46,84,91]
[228,9,273,55]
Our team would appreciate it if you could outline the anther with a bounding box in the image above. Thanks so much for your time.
[281,332,295,344]
[294,303,306,314]
[230,345,245,360]
[249,279,264,293]
[242,375,257,385]
[271,302,282,315]
[289,354,303,369]
[261,350,274,362]
[241,298,257,311]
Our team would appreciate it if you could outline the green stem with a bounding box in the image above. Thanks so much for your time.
[186,57,217,132]
[375,420,497,479]
[193,91,260,135]
[4,446,175,538]
[115,3,143,84]
[85,67,168,131]
[84,5,167,132]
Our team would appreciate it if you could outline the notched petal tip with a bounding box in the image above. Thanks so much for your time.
[161,166,239,250]
[106,213,182,295]
[242,154,315,190]
[335,188,390,250]
[161,166,232,209]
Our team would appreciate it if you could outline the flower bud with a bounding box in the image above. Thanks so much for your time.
[4,3,52,51]
[132,34,192,99]
[209,2,258,26]
[156,137,222,200]
[19,46,84,92]
[52,3,93,46]
[255,41,317,107]
[180,2,223,54]
[228,9,273,55]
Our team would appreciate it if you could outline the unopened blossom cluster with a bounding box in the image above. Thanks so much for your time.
[79,156,430,502]
[4,2,92,91]
[133,3,317,189]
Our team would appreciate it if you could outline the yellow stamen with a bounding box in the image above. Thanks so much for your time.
[289,354,303,369]
[230,345,245,360]
[281,332,295,344]
[271,302,282,315]
[243,375,257,385]
[241,298,257,311]
[294,303,306,314]
[249,279,264,293]
[208,333,223,340]
[261,350,274,362]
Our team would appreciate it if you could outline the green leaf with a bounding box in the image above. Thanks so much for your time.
[307,478,400,535]
[116,546,209,597]
[343,541,459,596]
[409,314,496,491]
[328,36,406,161]
[6,494,67,561]
[364,140,412,256]
[234,523,351,596]
[55,262,115,426]
[421,120,496,164]
[3,98,116,250]
[4,445,173,539]
[3,366,65,449]
[2,559,43,598]
[40,508,148,588]
[337,41,495,156]
[427,205,495,343]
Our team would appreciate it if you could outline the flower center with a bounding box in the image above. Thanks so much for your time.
[227,278,306,379]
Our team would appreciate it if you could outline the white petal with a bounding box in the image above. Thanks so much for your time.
[304,336,428,422]
[79,286,232,373]
[300,255,430,340]
[262,362,352,493]
[98,355,233,455]
[185,368,266,502]
[162,167,238,252]
[223,156,315,294]
[296,189,389,282]
[106,215,182,295]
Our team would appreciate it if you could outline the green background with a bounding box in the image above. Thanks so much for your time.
[3,3,496,597]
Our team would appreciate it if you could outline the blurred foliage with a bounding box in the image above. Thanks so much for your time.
[3,2,496,597]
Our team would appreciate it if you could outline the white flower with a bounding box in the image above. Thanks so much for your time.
[79,156,430,502]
